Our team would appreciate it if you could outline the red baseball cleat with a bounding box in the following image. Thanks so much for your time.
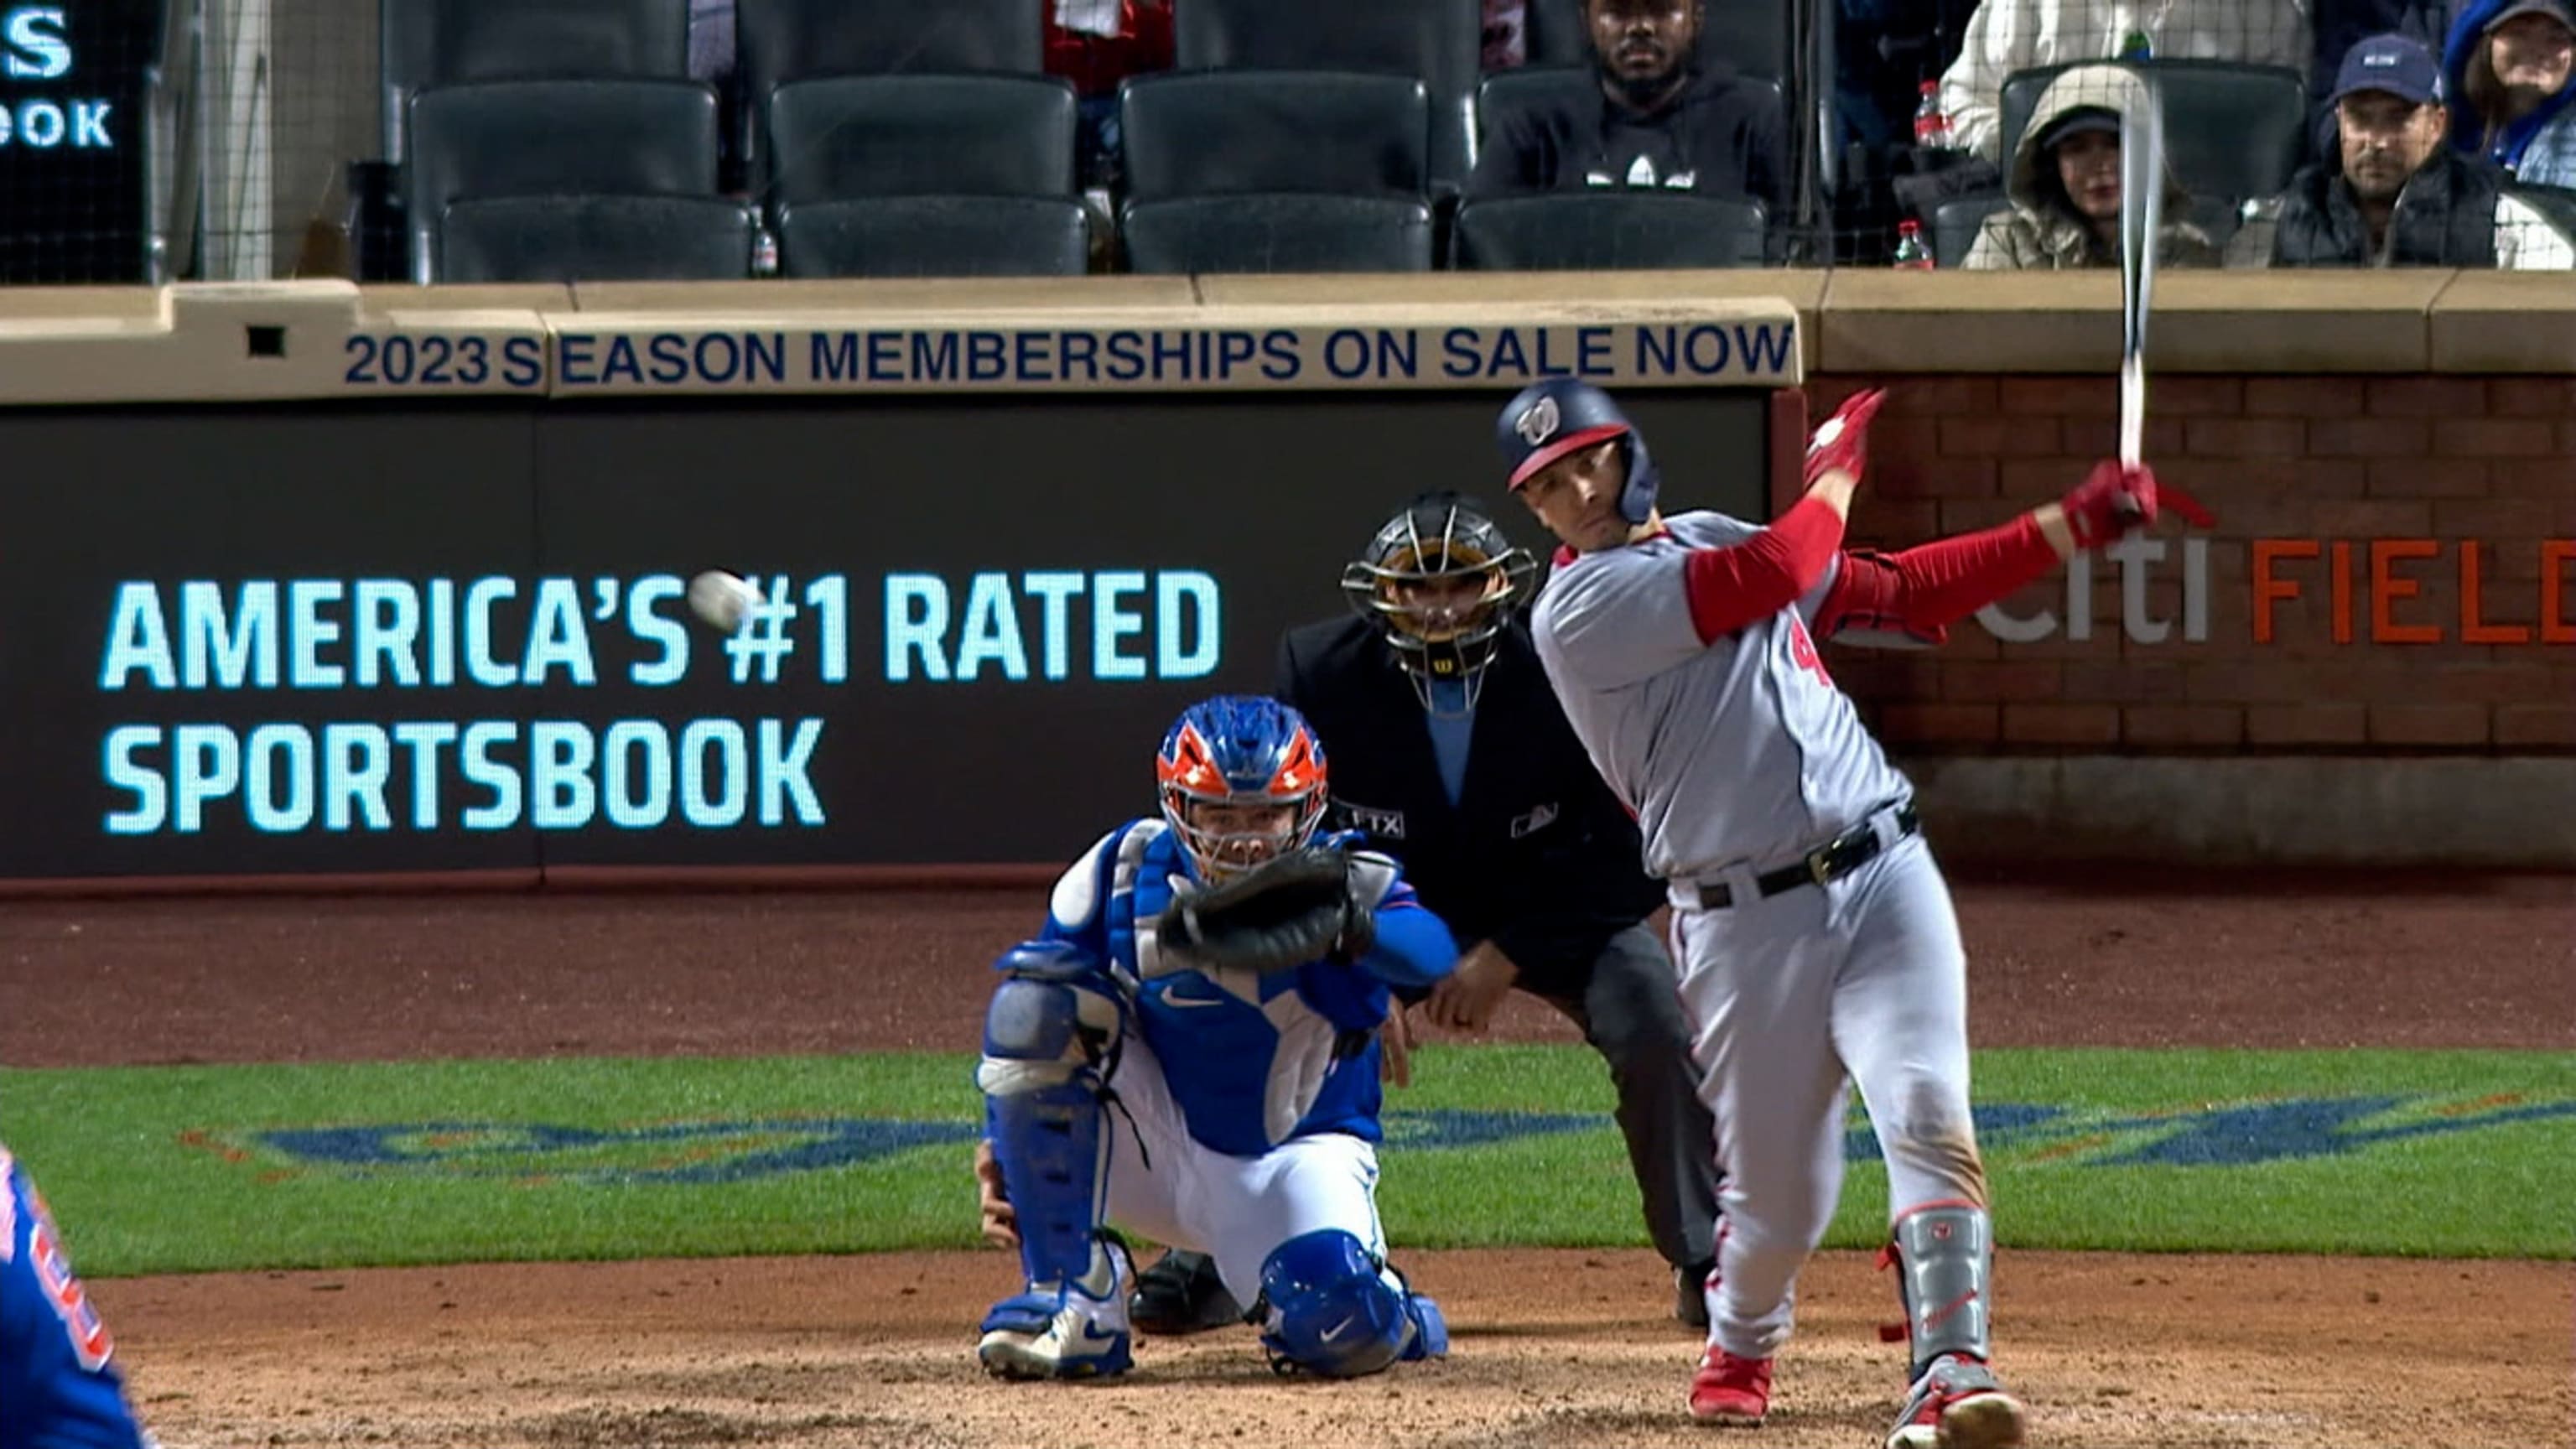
[1689,1348,1773,1426]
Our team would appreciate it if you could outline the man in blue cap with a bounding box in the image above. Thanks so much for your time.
[2230,31,2576,265]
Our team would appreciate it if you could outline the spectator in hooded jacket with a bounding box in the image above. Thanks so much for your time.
[1469,0,1788,214]
[1964,63,2222,267]
[2444,0,2576,184]
[1938,0,2311,164]
[2228,32,2575,263]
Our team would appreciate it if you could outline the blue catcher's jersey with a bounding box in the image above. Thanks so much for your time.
[0,1147,147,1449]
[1043,821,1457,1157]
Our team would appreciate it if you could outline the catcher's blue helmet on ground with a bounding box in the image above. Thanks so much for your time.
[1495,378,1661,525]
[1156,695,1330,880]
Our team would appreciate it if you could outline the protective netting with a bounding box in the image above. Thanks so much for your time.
[0,0,2567,283]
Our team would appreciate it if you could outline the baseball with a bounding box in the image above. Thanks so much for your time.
[686,570,761,633]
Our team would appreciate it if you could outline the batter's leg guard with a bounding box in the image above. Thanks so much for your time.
[1880,1201,2024,1449]
[974,941,1136,1379]
[1254,1229,1448,1379]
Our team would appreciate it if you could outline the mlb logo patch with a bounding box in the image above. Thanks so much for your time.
[1509,802,1561,839]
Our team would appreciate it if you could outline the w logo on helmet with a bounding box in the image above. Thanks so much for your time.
[1514,396,1561,446]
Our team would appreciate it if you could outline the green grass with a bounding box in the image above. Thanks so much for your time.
[3,1046,2568,1276]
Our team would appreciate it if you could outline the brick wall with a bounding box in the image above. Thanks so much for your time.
[1801,376,2576,754]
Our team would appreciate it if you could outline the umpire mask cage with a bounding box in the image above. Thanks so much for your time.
[1156,695,1331,884]
[1338,496,1537,716]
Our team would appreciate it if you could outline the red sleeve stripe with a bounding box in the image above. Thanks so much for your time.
[1681,495,1846,643]
[1813,514,2059,641]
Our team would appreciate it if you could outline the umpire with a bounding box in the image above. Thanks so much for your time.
[1130,491,1723,1332]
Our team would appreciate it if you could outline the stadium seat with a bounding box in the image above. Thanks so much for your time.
[761,74,1079,205]
[735,0,1045,94]
[1998,60,2309,207]
[380,0,691,163]
[776,197,1091,278]
[1121,195,1436,273]
[1523,0,1794,83]
[1175,0,1479,193]
[2507,184,2576,252]
[437,195,757,282]
[1933,191,2008,267]
[404,80,723,283]
[1452,192,1767,268]
[1121,71,1431,199]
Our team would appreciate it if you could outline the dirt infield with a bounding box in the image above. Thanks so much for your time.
[13,869,2574,1448]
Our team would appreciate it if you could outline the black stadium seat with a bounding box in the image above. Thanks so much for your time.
[438,195,757,282]
[379,0,690,163]
[404,79,722,282]
[1998,60,2309,205]
[1452,192,1768,268]
[735,0,1044,93]
[1120,71,1431,199]
[1175,0,1479,193]
[762,74,1078,205]
[1933,192,2008,267]
[1121,195,1436,273]
[777,196,1092,278]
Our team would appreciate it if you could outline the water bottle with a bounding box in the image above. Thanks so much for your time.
[1893,220,1935,270]
[1912,81,1951,149]
[752,226,782,278]
[2119,29,2153,59]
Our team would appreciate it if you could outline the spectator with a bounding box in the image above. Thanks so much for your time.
[1487,0,1531,69]
[1468,0,1787,213]
[1938,0,2311,163]
[1045,0,1176,189]
[2445,0,2576,184]
[1964,64,2220,267]
[2228,32,2576,263]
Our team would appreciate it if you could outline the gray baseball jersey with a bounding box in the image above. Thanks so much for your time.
[1530,510,1913,879]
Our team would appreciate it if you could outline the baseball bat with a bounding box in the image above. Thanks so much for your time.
[2116,91,2166,470]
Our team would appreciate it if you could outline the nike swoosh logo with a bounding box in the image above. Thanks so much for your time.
[1923,1291,1979,1331]
[1318,1315,1358,1343]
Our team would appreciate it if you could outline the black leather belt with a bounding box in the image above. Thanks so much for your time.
[1680,802,1922,910]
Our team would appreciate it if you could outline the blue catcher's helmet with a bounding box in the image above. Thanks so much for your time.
[1156,695,1330,882]
[1495,377,1662,525]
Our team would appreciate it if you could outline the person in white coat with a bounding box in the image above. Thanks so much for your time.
[1937,0,2313,162]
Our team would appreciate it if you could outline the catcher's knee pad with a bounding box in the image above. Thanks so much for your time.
[1887,1202,1994,1376]
[977,941,1130,1287]
[1255,1229,1443,1378]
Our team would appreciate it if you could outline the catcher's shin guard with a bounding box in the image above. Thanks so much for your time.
[1886,1201,1994,1376]
[1255,1230,1448,1379]
[976,942,1128,1288]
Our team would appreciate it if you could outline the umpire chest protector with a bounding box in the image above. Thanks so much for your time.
[1275,615,1661,990]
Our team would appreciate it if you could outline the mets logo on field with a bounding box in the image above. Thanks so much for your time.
[1514,395,1561,445]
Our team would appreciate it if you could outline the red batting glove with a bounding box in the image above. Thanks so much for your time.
[1805,387,1888,487]
[2059,460,2159,550]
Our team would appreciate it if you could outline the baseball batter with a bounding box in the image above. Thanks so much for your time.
[2,1144,148,1449]
[970,693,1457,1381]
[1500,378,2167,1447]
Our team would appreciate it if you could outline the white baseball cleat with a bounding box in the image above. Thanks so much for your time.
[978,1236,1135,1380]
[1886,1353,2027,1449]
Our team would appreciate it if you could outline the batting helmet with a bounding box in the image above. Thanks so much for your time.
[1495,378,1662,525]
[1156,695,1330,882]
[1339,492,1536,714]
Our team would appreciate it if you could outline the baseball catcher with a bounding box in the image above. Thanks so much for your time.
[971,693,1457,1381]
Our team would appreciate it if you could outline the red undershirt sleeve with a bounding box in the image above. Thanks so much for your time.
[1813,512,2061,643]
[1681,495,1849,643]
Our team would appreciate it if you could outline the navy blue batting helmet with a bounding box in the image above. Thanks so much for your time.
[1495,379,1661,525]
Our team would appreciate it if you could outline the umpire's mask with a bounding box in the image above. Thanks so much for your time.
[1339,493,1537,716]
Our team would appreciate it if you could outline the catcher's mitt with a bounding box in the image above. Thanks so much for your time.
[1156,847,1374,976]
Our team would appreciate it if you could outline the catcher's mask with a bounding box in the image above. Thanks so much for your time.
[1338,493,1536,715]
[1156,695,1329,883]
